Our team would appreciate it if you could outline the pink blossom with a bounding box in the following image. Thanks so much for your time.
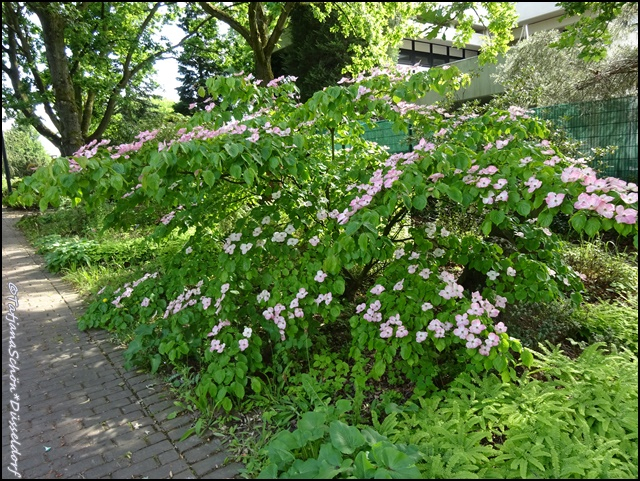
[524,176,542,193]
[476,177,491,188]
[494,322,508,334]
[615,206,638,224]
[493,179,508,189]
[416,331,428,343]
[238,339,249,351]
[495,139,509,150]
[393,279,404,291]
[314,270,328,282]
[544,192,564,208]
[495,191,509,202]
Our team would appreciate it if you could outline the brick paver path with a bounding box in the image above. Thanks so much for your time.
[2,207,243,479]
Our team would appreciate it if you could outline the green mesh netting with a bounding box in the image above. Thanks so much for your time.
[360,97,638,183]
[533,96,638,183]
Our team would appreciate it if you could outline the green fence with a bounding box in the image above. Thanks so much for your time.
[361,96,638,183]
[362,121,412,154]
[533,96,638,183]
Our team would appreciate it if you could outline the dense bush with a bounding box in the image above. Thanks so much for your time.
[11,66,638,415]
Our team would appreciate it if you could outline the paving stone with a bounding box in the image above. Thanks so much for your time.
[1,207,244,480]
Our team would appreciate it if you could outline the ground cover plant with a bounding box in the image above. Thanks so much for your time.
[10,65,638,476]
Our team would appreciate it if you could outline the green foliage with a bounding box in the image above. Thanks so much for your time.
[3,124,51,177]
[256,399,423,479]
[499,299,583,350]
[555,2,635,62]
[388,343,638,478]
[14,66,637,416]
[174,4,253,115]
[279,4,367,102]
[2,2,183,154]
[572,296,638,353]
[32,234,164,273]
[562,240,638,302]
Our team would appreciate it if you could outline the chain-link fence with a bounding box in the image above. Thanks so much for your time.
[533,96,638,183]
[361,96,638,183]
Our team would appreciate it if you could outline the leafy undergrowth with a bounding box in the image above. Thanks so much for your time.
[247,343,638,479]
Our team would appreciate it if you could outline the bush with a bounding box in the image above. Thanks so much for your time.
[13,68,638,415]
[562,240,638,302]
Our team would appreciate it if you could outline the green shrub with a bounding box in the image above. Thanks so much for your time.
[562,240,638,302]
[388,343,638,479]
[572,295,638,353]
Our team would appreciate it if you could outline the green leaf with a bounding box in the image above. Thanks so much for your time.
[372,360,386,379]
[482,219,492,236]
[371,444,422,478]
[203,170,215,186]
[516,200,531,216]
[448,186,463,204]
[323,255,341,275]
[521,349,534,368]
[333,277,346,295]
[329,421,365,455]
[570,212,587,231]
[243,168,256,186]
[354,451,376,479]
[538,210,553,227]
[490,210,505,225]
[584,217,601,237]
[358,233,369,251]
[229,163,242,179]
[412,194,427,210]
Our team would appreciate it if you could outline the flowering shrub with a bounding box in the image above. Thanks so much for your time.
[15,66,638,412]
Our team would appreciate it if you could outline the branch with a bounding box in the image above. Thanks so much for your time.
[4,3,61,132]
[264,2,297,56]
[199,1,252,44]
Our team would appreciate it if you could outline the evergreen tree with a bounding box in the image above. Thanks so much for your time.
[278,4,367,102]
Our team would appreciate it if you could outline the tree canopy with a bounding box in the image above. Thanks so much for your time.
[494,3,638,107]
[196,2,519,82]
[1,2,193,155]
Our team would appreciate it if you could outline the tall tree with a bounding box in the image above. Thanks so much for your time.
[196,2,519,82]
[278,3,367,102]
[494,3,638,107]
[1,2,201,155]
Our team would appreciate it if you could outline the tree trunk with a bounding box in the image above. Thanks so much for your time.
[254,53,275,82]
[31,5,84,156]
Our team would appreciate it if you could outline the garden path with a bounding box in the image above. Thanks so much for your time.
[1,206,242,479]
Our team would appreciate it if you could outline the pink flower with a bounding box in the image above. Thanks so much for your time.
[141,297,150,307]
[416,331,428,343]
[545,192,565,208]
[314,270,328,282]
[495,191,509,202]
[393,279,404,291]
[524,176,542,193]
[238,339,249,351]
[615,206,637,224]
[370,284,385,295]
[476,177,491,188]
[494,322,508,334]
